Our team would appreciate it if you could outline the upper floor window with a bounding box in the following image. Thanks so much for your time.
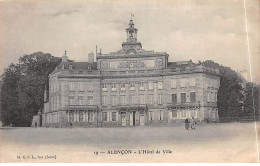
[139,95,145,104]
[190,92,196,103]
[78,96,84,105]
[190,78,196,87]
[111,95,117,106]
[130,95,135,105]
[158,82,163,90]
[120,83,126,91]
[88,82,93,91]
[148,82,154,90]
[181,93,186,103]
[158,94,163,105]
[130,82,135,91]
[180,79,186,88]
[102,96,107,106]
[172,94,177,104]
[69,82,75,91]
[171,80,177,89]
[102,83,107,91]
[120,95,126,105]
[148,94,154,105]
[87,96,93,105]
[79,83,84,91]
[111,83,116,91]
[139,82,144,90]
[69,65,73,69]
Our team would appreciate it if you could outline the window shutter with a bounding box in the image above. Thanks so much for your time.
[116,112,118,121]
[110,112,112,121]
[148,112,151,121]
[169,111,172,119]
[157,111,160,120]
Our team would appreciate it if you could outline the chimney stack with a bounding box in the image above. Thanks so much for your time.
[88,52,94,63]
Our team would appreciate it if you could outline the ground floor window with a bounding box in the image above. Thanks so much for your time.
[88,111,94,122]
[148,111,154,121]
[112,112,117,121]
[102,112,108,121]
[158,110,163,120]
[69,112,74,122]
[172,110,177,118]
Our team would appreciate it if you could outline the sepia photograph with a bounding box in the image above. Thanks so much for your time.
[0,0,259,163]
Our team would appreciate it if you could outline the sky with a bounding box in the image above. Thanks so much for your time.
[0,0,259,83]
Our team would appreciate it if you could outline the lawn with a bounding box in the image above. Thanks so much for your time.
[0,122,259,163]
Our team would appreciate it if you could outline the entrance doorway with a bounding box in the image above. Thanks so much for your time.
[140,115,144,126]
[121,116,126,126]
[39,115,42,127]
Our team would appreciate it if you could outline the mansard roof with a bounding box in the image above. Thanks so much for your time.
[55,61,97,70]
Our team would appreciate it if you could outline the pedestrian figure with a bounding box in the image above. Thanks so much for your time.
[190,117,196,130]
[185,118,190,130]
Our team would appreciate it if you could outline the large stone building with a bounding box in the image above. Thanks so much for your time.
[37,19,220,128]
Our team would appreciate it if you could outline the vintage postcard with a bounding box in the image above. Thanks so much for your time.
[0,0,259,163]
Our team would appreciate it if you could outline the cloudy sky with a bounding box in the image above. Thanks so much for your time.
[0,0,259,83]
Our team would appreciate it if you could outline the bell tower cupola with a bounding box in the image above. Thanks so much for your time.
[126,19,138,42]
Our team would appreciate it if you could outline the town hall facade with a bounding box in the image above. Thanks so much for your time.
[35,19,220,128]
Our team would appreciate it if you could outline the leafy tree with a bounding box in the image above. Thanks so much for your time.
[243,83,260,120]
[0,52,61,126]
[201,60,244,122]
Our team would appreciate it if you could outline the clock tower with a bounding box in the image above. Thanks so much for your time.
[122,19,142,54]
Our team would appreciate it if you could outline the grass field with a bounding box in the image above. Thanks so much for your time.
[0,122,259,163]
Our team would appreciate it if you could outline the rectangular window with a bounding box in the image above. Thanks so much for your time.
[112,112,117,121]
[181,93,186,103]
[139,82,144,90]
[158,94,163,104]
[69,82,75,91]
[172,94,177,104]
[78,96,84,105]
[102,96,107,106]
[130,82,135,91]
[139,95,145,104]
[171,80,177,89]
[102,112,107,121]
[88,82,93,91]
[102,83,107,91]
[211,92,214,102]
[120,83,126,91]
[111,83,116,91]
[88,111,94,122]
[180,79,186,88]
[148,82,153,90]
[130,95,135,105]
[207,91,210,102]
[190,78,196,87]
[120,95,126,105]
[158,82,163,90]
[111,95,116,106]
[190,92,196,103]
[158,111,163,120]
[69,96,75,105]
[215,92,218,102]
[79,83,84,91]
[148,94,154,105]
[149,111,154,121]
[87,96,93,105]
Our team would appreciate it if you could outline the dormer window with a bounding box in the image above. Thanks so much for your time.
[88,65,92,69]
[69,65,73,69]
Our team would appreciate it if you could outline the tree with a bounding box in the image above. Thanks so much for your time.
[201,60,244,122]
[0,52,61,126]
